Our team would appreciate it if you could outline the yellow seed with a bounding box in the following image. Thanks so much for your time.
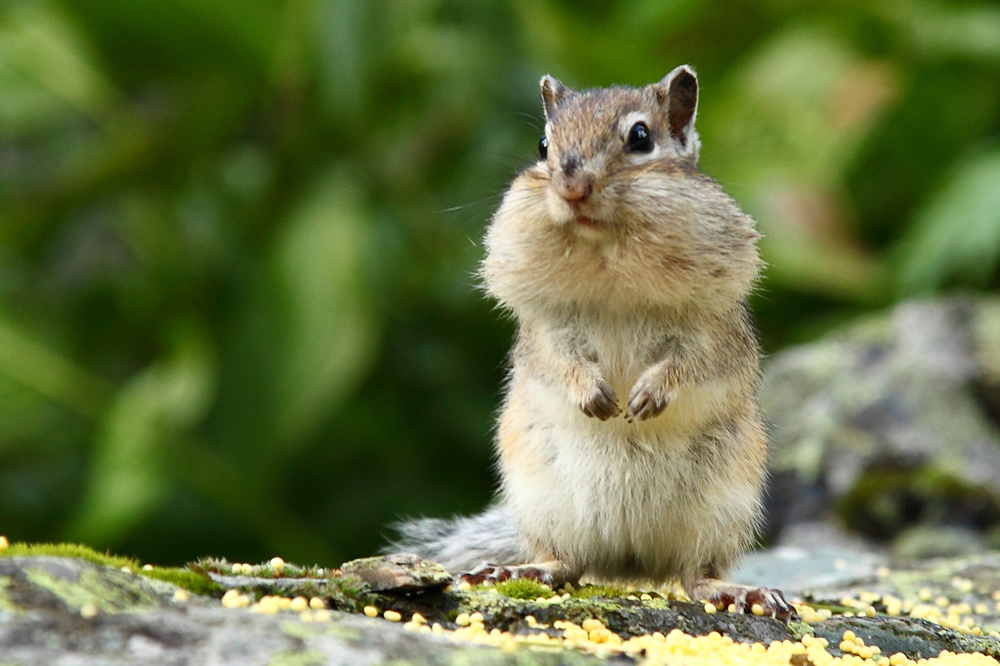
[727,603,737,613]
[841,641,856,653]
[934,596,949,607]
[309,597,325,610]
[221,589,244,609]
[290,596,308,612]
[469,612,484,623]
[314,610,332,622]
[384,610,402,622]
[918,588,932,601]
[299,610,314,623]
[751,603,764,616]
[581,618,604,632]
[80,603,98,619]
[843,630,856,642]
[172,589,190,603]
[456,581,472,591]
[142,564,154,571]
[277,597,292,610]
[455,613,471,626]
[866,606,877,617]
[363,605,379,618]
[253,597,280,614]
[859,646,874,659]
[704,602,717,614]
[0,536,8,550]
[640,593,652,601]
[269,557,285,571]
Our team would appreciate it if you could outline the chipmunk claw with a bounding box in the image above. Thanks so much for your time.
[704,585,796,621]
[580,382,620,421]
[458,562,555,587]
[626,383,671,422]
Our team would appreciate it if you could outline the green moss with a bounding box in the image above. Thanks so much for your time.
[0,542,223,598]
[191,557,329,580]
[836,467,1000,540]
[267,650,324,666]
[280,621,316,640]
[140,566,223,596]
[785,620,816,641]
[0,575,18,613]
[23,565,160,613]
[569,584,627,599]
[0,542,136,570]
[494,579,554,600]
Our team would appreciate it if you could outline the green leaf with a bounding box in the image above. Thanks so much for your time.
[878,0,1000,61]
[0,2,116,134]
[0,314,110,419]
[897,147,1000,295]
[67,322,216,546]
[269,169,378,447]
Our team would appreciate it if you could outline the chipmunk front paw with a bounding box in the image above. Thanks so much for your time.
[580,381,621,420]
[626,376,674,422]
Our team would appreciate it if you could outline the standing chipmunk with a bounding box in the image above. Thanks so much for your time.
[392,65,792,617]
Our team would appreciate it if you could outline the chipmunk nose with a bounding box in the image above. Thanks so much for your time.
[555,154,594,201]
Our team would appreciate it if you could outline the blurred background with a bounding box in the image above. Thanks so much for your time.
[1,0,999,567]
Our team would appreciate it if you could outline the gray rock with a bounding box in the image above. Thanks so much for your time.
[339,553,451,592]
[761,296,1000,556]
[2,552,999,664]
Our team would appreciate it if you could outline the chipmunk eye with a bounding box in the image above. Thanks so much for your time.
[626,122,654,153]
[538,134,548,160]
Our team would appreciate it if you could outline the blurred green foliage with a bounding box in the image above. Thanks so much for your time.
[1,0,999,566]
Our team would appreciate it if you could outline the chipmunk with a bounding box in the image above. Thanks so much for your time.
[391,65,792,618]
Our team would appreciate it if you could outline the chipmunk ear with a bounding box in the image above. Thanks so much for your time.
[655,65,699,156]
[540,75,570,120]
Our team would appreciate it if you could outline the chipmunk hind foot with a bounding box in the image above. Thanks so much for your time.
[692,578,797,621]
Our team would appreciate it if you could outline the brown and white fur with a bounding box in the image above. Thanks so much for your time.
[392,66,791,618]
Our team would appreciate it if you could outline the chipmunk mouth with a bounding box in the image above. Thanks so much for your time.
[575,215,603,227]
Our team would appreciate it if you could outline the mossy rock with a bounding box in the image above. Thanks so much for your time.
[1,544,999,663]
[761,296,1000,556]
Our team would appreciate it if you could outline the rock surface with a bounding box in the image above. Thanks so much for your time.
[1,549,999,665]
[761,296,1000,556]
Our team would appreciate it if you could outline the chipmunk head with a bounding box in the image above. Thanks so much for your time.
[482,66,760,312]
[535,65,701,229]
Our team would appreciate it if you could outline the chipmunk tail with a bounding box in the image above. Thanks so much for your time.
[384,504,528,574]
